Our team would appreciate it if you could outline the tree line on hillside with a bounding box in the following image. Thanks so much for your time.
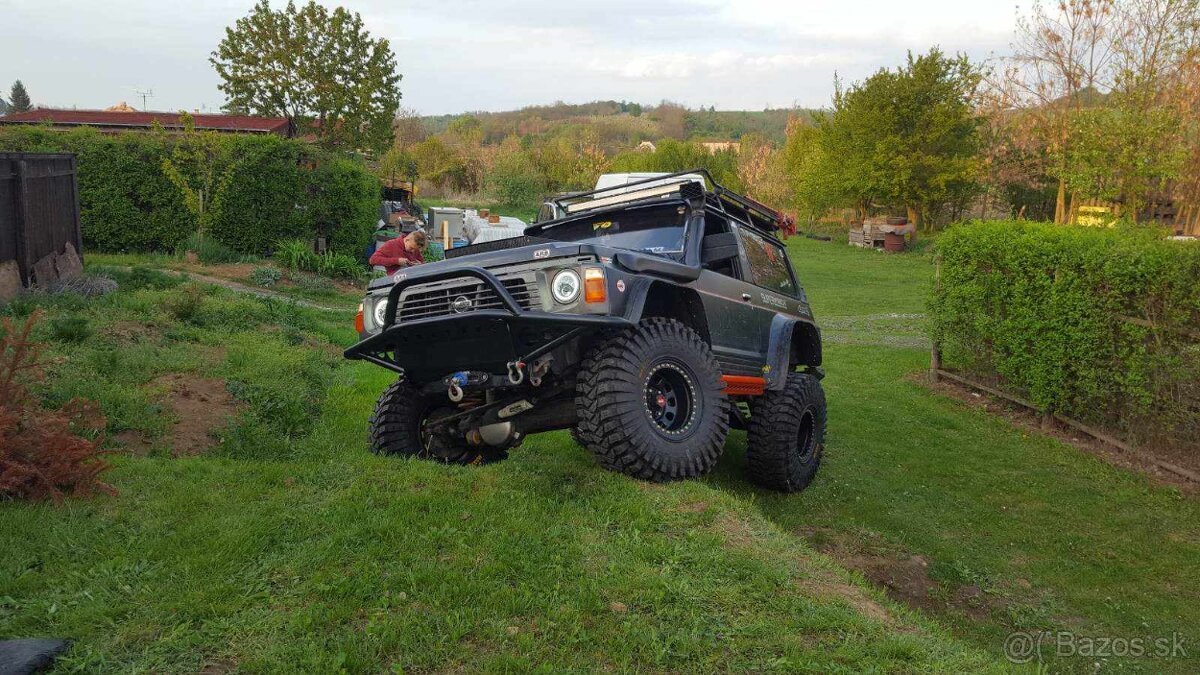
[384,0,1200,232]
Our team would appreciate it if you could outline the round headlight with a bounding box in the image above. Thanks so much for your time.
[551,269,581,304]
[372,298,389,326]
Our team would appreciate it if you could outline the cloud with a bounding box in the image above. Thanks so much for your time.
[0,0,1020,115]
[587,50,854,80]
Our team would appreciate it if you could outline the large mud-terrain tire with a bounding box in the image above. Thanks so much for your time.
[746,372,825,492]
[575,318,730,481]
[369,379,505,465]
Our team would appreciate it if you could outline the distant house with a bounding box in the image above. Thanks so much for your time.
[0,106,293,137]
[700,141,738,154]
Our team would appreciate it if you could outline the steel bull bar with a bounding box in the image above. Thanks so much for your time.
[343,265,633,380]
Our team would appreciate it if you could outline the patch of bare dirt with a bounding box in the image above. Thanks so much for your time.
[796,526,1008,623]
[709,513,907,629]
[112,429,153,456]
[149,373,243,456]
[916,373,1199,495]
[796,573,901,628]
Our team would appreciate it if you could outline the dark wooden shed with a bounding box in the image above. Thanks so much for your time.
[0,152,83,291]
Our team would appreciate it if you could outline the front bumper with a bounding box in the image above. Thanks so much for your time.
[344,266,632,382]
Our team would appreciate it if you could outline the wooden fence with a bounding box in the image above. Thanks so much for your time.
[0,152,82,287]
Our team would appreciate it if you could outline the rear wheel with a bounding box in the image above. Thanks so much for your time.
[369,379,505,464]
[575,318,729,482]
[746,372,825,492]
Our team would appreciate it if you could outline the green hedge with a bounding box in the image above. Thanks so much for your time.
[932,221,1200,450]
[208,134,309,254]
[304,158,379,257]
[0,126,379,256]
[0,127,195,251]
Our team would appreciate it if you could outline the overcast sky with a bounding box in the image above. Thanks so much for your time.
[1,0,1019,115]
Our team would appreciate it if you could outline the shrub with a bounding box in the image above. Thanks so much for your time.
[315,252,364,281]
[0,313,112,502]
[303,158,379,257]
[209,135,309,254]
[175,232,244,265]
[932,221,1200,449]
[274,239,363,281]
[275,239,318,270]
[250,266,282,287]
[164,284,206,323]
[0,126,381,256]
[487,149,546,206]
[48,314,92,343]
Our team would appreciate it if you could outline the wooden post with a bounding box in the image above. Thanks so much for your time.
[929,255,942,382]
[14,158,31,286]
[441,220,450,250]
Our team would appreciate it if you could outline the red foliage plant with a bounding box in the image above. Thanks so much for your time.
[0,311,113,502]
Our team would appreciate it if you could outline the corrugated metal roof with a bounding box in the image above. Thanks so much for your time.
[0,108,291,134]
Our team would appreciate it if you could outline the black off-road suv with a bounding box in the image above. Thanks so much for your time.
[345,170,825,492]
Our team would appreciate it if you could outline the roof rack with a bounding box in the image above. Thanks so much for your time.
[548,168,784,234]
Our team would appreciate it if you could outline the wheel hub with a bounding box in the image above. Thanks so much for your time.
[643,362,697,435]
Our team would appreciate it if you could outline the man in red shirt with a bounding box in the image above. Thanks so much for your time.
[369,230,428,275]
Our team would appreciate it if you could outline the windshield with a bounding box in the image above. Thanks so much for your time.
[538,204,688,258]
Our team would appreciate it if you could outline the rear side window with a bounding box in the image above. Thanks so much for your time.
[736,226,796,297]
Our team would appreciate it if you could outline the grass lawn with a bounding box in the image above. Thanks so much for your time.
[1,237,1195,672]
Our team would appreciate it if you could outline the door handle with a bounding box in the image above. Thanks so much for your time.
[741,293,752,302]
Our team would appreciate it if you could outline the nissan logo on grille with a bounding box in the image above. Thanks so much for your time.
[451,295,472,313]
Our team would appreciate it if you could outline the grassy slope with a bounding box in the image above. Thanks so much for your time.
[736,238,1200,671]
[0,266,990,671]
[2,238,1196,671]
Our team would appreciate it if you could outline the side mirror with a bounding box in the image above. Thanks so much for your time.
[702,232,739,264]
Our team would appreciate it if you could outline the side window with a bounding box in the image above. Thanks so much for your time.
[736,226,796,297]
[700,214,741,279]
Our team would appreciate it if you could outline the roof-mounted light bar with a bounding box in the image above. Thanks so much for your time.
[564,182,687,214]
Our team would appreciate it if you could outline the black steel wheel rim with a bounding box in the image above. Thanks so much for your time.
[796,410,816,462]
[644,361,697,434]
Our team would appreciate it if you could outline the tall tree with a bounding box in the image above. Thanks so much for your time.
[1006,0,1120,222]
[160,114,233,236]
[210,0,401,153]
[819,48,983,230]
[8,80,31,113]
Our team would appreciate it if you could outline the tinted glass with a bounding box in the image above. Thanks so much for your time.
[737,226,795,296]
[538,204,687,258]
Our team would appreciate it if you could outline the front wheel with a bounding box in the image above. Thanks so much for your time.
[746,372,825,492]
[575,318,730,482]
[369,379,504,464]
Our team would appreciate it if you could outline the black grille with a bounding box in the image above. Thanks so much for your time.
[444,235,551,259]
[398,276,540,321]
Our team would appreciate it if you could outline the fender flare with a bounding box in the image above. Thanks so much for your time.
[764,315,822,390]
[622,278,711,344]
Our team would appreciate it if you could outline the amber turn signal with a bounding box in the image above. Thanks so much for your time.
[583,267,606,304]
[355,303,365,333]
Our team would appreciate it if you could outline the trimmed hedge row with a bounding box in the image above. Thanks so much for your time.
[0,126,378,256]
[932,221,1200,450]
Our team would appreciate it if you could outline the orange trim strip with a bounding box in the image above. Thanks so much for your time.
[721,374,766,396]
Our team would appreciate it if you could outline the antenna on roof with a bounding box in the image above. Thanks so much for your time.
[132,88,154,111]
